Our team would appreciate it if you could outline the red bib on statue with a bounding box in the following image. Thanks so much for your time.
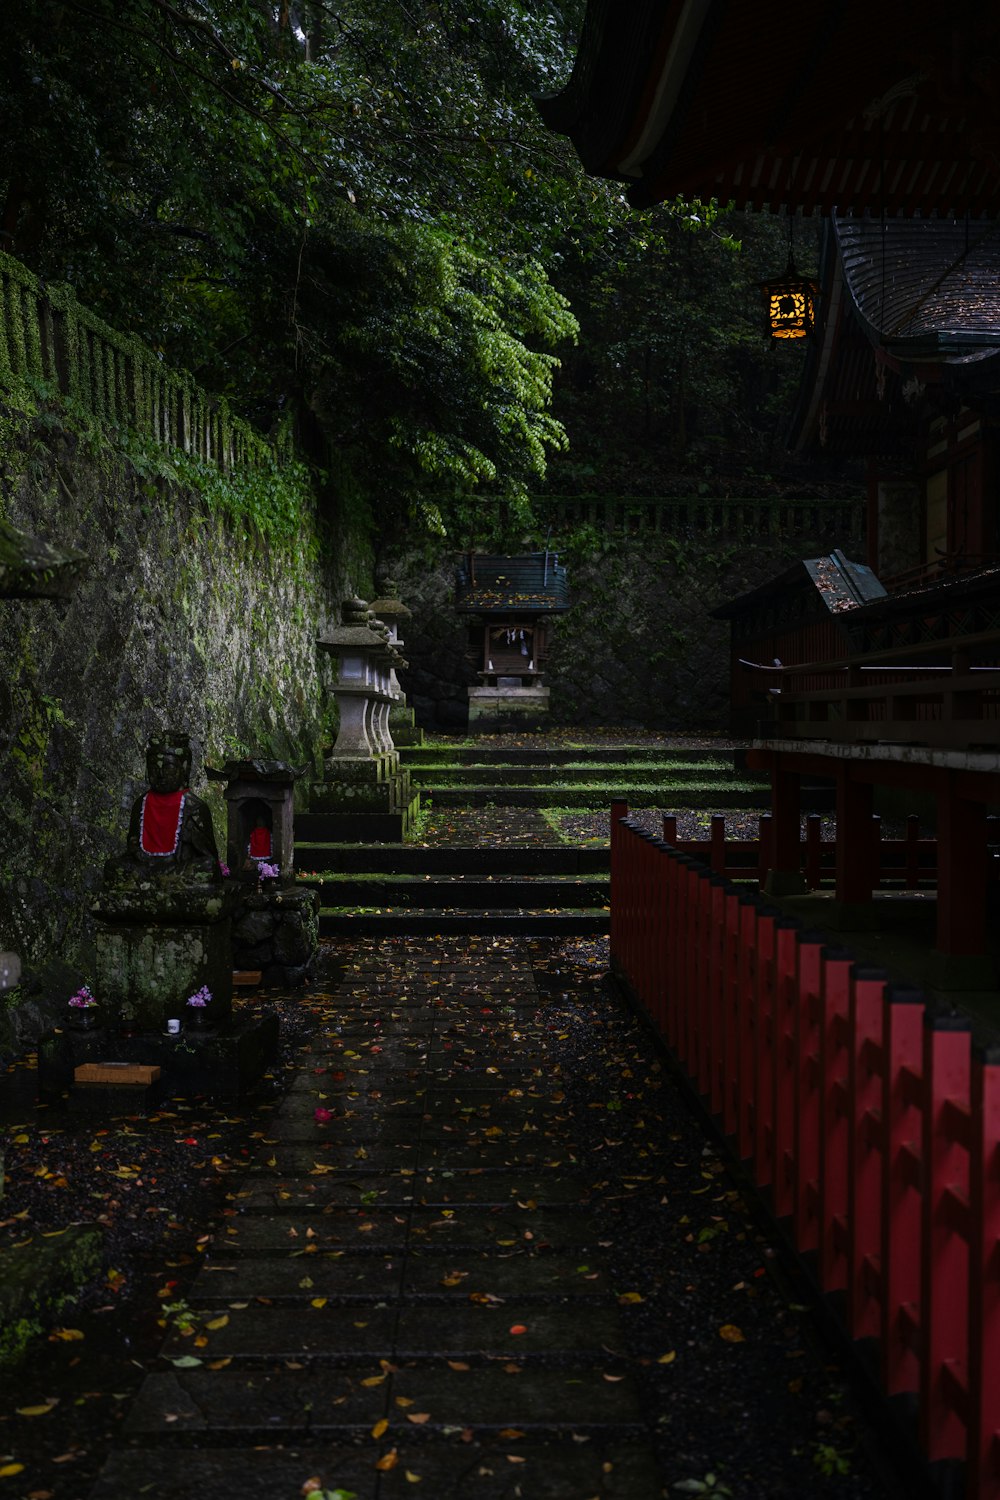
[140,789,188,855]
[249,827,272,858]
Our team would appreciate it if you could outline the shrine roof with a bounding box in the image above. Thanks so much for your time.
[789,215,1000,453]
[455,553,570,614]
[539,2,1000,217]
[712,549,885,621]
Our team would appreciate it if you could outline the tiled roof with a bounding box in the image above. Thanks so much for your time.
[455,554,570,614]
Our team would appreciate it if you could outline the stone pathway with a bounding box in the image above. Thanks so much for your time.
[92,938,663,1499]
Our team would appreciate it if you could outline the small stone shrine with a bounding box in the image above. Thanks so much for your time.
[368,580,425,747]
[207,758,319,985]
[307,597,420,840]
[94,732,235,1032]
[455,552,570,729]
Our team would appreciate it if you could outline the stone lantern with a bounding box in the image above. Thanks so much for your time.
[368,580,425,747]
[307,597,419,840]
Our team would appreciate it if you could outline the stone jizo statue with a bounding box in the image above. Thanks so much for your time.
[106,733,221,883]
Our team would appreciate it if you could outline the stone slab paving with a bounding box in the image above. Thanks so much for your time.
[94,936,666,1499]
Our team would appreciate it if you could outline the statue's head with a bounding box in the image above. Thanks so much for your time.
[146,733,192,794]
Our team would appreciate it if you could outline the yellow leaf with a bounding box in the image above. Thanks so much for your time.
[14,1134,28,1144]
[371,1418,388,1439]
[405,1471,422,1483]
[506,1455,526,1464]
[361,1375,385,1388]
[0,1464,25,1478]
[447,1360,470,1371]
[406,1412,431,1424]
[16,1402,58,1416]
[310,1298,327,1309]
[657,1351,677,1364]
[49,1328,84,1342]
[719,1324,745,1342]
[205,1315,229,1331]
[395,1396,414,1407]
[207,1358,232,1370]
[375,1449,398,1471]
[618,1292,644,1304]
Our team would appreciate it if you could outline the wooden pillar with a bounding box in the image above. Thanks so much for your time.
[835,771,874,906]
[936,776,986,958]
[764,763,806,895]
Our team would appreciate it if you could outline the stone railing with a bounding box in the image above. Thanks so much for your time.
[536,493,863,541]
[0,249,284,473]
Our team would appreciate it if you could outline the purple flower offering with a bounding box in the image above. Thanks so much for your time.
[68,985,97,1008]
[186,985,212,1008]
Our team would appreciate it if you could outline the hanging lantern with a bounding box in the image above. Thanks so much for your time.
[761,216,818,339]
[761,257,819,339]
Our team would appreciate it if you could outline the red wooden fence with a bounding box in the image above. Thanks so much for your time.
[610,800,1000,1498]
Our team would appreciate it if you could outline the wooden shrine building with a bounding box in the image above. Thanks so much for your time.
[543,1,1000,990]
[455,552,569,729]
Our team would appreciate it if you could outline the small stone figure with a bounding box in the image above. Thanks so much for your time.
[106,733,222,883]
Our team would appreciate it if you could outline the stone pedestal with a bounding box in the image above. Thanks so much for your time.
[468,674,551,729]
[92,884,235,1032]
[232,886,320,986]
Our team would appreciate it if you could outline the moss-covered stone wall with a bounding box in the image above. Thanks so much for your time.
[387,516,864,732]
[0,406,371,1045]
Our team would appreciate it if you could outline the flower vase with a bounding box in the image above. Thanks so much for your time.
[184,1006,213,1032]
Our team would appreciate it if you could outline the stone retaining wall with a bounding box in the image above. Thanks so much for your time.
[0,408,369,1049]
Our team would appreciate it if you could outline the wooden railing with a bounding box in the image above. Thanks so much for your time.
[741,637,1000,750]
[660,811,978,889]
[535,493,863,541]
[0,249,286,474]
[610,802,1000,1499]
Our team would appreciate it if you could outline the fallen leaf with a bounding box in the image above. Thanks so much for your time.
[406,1412,431,1425]
[657,1351,677,1365]
[719,1324,745,1342]
[375,1450,399,1472]
[16,1402,59,1416]
[204,1314,229,1331]
[371,1418,388,1439]
[509,1323,528,1336]
[48,1328,84,1342]
[0,1465,25,1478]
[618,1292,644,1304]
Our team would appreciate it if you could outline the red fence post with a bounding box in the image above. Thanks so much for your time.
[710,814,726,874]
[758,814,773,891]
[753,905,779,1188]
[722,890,746,1136]
[881,985,926,1399]
[794,933,826,1253]
[662,814,677,845]
[609,799,629,967]
[771,918,801,1221]
[921,1011,972,1464]
[819,948,855,1292]
[736,896,762,1162]
[704,877,728,1106]
[848,966,888,1342]
[969,1043,1000,1500]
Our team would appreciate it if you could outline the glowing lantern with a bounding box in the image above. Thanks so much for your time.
[761,256,819,339]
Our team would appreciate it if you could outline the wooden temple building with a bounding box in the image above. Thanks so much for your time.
[543,2,1000,990]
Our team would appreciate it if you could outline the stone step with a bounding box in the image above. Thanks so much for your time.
[406,762,739,785]
[294,841,610,873]
[94,1439,665,1500]
[398,744,733,764]
[306,876,609,908]
[318,908,610,936]
[424,783,769,809]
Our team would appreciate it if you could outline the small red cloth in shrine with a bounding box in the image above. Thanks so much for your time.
[140,789,187,855]
[249,827,272,857]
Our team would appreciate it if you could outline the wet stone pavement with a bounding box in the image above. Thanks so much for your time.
[88,936,898,1500]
